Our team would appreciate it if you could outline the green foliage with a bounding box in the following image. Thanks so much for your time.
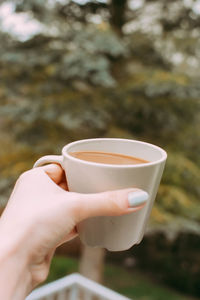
[46,255,194,300]
[57,26,127,86]
[158,185,193,216]
[71,27,127,58]
[132,231,200,297]
[105,262,197,300]
[46,256,78,284]
[60,50,115,86]
[103,71,200,150]
[0,26,127,87]
[163,153,200,199]
[155,185,200,225]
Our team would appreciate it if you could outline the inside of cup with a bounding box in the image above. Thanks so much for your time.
[65,139,166,163]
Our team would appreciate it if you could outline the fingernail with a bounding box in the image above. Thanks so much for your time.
[128,190,149,207]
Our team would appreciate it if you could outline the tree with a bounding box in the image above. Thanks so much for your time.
[79,245,105,283]
[109,0,128,34]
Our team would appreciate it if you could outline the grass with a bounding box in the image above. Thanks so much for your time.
[46,255,78,284]
[46,255,197,300]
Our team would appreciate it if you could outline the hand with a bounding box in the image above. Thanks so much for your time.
[0,164,148,299]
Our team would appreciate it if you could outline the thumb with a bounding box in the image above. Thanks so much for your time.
[70,188,149,222]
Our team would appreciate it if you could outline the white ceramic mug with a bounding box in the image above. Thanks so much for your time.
[34,138,167,251]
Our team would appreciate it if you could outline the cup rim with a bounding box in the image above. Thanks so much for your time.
[62,138,167,168]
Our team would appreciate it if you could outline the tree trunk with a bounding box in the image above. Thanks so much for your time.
[109,0,128,34]
[79,245,106,283]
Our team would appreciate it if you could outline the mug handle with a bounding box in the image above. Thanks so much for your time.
[33,155,63,168]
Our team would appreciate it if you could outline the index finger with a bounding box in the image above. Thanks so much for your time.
[42,164,65,185]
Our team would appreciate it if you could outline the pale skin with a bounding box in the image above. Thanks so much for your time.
[0,164,146,299]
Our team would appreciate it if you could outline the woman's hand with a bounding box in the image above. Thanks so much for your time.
[0,164,148,299]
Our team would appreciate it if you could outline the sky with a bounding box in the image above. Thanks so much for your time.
[0,1,43,40]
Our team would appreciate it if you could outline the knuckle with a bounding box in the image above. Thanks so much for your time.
[32,268,49,286]
[18,170,32,181]
[62,193,81,218]
[18,169,39,182]
[104,191,126,214]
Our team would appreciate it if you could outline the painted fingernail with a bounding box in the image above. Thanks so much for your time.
[128,190,149,207]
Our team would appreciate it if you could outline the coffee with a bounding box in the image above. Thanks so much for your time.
[69,151,149,165]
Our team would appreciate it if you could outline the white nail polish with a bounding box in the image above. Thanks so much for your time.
[128,191,149,207]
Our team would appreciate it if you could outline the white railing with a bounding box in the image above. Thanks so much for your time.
[26,273,131,300]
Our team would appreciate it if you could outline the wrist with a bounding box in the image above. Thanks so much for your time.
[0,220,32,299]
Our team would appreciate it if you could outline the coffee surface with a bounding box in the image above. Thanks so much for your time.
[69,151,149,165]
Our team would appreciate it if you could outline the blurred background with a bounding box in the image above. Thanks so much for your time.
[0,0,200,299]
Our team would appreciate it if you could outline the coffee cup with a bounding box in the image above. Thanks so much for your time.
[34,138,167,251]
